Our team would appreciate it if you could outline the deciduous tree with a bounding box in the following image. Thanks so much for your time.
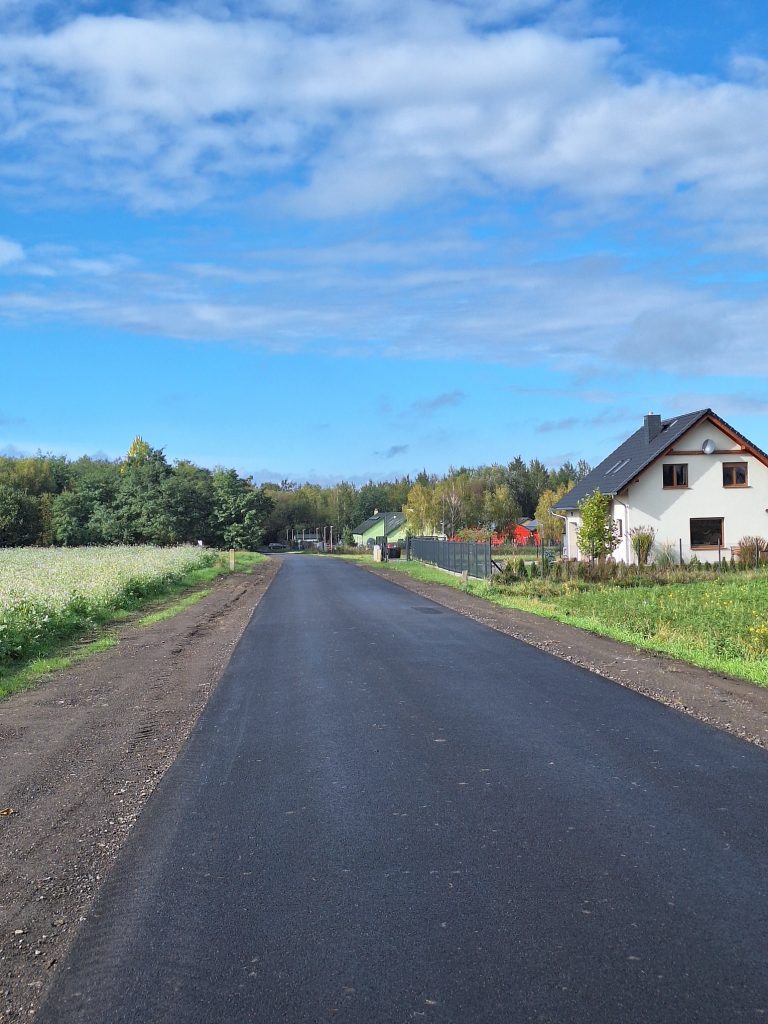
[576,489,621,563]
[211,469,274,549]
[535,483,572,545]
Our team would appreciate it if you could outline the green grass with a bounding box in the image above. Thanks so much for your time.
[483,573,768,685]
[356,554,768,686]
[0,634,120,701]
[136,589,213,626]
[359,556,471,589]
[0,549,266,699]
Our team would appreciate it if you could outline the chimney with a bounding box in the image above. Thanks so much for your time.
[644,412,662,443]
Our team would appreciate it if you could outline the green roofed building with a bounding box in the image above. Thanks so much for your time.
[352,511,408,548]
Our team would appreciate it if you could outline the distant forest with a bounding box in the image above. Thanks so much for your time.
[0,438,590,548]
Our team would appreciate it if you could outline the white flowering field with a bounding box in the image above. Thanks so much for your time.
[0,546,216,665]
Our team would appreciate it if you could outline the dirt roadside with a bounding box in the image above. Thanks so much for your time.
[364,563,768,749]
[0,557,281,1023]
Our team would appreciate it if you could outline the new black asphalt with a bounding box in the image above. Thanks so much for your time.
[37,556,768,1023]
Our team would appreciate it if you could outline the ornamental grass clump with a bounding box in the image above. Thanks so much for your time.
[737,536,767,569]
[629,525,656,566]
[653,540,678,568]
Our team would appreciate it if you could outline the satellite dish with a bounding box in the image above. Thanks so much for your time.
[702,438,716,455]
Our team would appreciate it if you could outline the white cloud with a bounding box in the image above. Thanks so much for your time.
[0,5,766,223]
[3,238,766,378]
[0,237,24,264]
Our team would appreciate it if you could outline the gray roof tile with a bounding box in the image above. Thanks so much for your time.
[553,409,710,510]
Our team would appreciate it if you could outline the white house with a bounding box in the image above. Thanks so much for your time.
[554,409,768,564]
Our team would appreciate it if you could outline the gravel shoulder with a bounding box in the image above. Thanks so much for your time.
[363,562,768,749]
[0,557,281,1023]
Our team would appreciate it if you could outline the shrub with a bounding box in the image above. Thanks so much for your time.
[654,540,677,568]
[497,560,518,584]
[737,536,767,568]
[629,525,656,566]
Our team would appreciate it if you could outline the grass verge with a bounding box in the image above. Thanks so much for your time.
[352,554,768,687]
[0,550,265,700]
[136,589,213,626]
[0,635,120,701]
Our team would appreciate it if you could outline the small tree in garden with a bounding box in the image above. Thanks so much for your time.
[576,489,621,564]
[629,525,656,566]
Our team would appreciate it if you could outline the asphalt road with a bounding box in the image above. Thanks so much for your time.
[37,556,768,1023]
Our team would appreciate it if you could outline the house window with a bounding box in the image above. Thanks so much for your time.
[663,463,688,488]
[690,518,724,548]
[615,519,623,537]
[723,462,748,487]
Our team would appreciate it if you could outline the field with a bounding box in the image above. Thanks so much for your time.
[0,546,218,668]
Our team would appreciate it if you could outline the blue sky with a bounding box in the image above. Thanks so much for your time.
[2,0,768,484]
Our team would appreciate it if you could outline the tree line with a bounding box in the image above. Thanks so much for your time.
[0,438,274,549]
[241,457,590,545]
[0,441,590,548]
[401,458,589,542]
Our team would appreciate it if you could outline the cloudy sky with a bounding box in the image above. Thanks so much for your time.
[2,0,768,482]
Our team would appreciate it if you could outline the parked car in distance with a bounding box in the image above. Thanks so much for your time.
[386,543,401,559]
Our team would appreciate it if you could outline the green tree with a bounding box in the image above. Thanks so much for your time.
[576,489,621,563]
[211,469,274,549]
[525,458,551,515]
[0,485,41,546]
[53,458,121,545]
[0,454,69,496]
[403,481,436,535]
[53,489,97,546]
[37,492,55,546]
[482,483,520,536]
[434,477,467,537]
[163,461,215,544]
[535,483,572,546]
[114,439,174,544]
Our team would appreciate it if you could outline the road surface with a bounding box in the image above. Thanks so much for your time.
[37,555,768,1022]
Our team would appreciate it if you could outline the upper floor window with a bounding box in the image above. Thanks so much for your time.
[663,463,688,488]
[723,462,748,487]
